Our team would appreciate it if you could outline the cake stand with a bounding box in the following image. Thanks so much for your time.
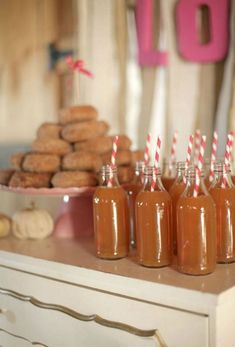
[0,185,96,239]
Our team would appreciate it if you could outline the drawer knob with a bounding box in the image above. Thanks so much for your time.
[0,307,16,323]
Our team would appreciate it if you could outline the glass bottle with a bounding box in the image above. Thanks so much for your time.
[169,161,186,254]
[93,165,130,259]
[209,161,235,263]
[161,159,176,192]
[177,166,216,275]
[135,166,172,267]
[123,161,145,248]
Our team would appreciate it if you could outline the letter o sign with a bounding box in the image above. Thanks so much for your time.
[176,0,229,62]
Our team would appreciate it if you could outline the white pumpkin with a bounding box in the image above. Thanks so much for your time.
[0,214,11,238]
[12,205,54,240]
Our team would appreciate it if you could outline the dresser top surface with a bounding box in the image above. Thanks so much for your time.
[0,235,235,297]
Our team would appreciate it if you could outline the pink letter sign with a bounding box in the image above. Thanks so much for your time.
[135,0,168,66]
[176,0,229,62]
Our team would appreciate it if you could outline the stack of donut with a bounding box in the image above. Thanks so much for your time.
[0,105,144,188]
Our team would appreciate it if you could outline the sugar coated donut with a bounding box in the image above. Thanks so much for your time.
[61,120,109,143]
[9,172,51,188]
[10,152,25,170]
[0,169,15,185]
[118,166,134,184]
[101,150,132,166]
[37,122,62,139]
[22,153,61,173]
[62,151,102,172]
[59,105,98,125]
[32,138,72,156]
[74,135,132,154]
[51,171,97,188]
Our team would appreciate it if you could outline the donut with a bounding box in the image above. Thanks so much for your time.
[0,169,15,185]
[131,150,145,164]
[51,171,97,188]
[118,166,134,184]
[59,105,98,125]
[10,152,25,170]
[37,122,62,139]
[61,120,109,143]
[32,138,72,156]
[101,150,132,166]
[9,172,51,188]
[74,135,132,154]
[22,153,61,173]
[62,151,102,172]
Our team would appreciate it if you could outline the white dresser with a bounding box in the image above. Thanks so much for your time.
[0,236,234,347]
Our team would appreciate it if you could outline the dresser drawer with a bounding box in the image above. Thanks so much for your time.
[0,266,208,347]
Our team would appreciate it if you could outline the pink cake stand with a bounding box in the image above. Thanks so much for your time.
[0,185,96,239]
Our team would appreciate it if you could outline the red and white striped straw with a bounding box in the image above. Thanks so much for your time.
[229,131,234,164]
[169,131,178,175]
[224,133,233,168]
[151,136,162,192]
[194,129,201,164]
[193,135,206,197]
[170,131,178,161]
[144,132,151,166]
[107,135,119,187]
[185,135,194,170]
[222,132,234,187]
[184,134,194,183]
[209,131,218,182]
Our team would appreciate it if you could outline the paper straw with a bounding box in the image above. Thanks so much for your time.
[151,136,162,192]
[170,131,178,162]
[222,133,234,187]
[209,131,218,182]
[224,133,233,168]
[144,133,151,166]
[169,131,178,175]
[107,135,119,187]
[193,135,206,197]
[194,129,201,164]
[183,134,194,183]
[185,135,193,169]
[229,131,234,163]
[185,135,194,170]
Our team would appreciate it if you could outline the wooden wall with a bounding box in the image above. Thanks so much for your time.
[0,0,60,143]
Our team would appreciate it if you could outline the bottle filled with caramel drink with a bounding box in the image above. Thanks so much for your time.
[177,166,216,275]
[135,166,172,267]
[209,161,235,263]
[93,165,130,259]
[123,161,145,248]
[169,161,186,254]
[161,159,176,192]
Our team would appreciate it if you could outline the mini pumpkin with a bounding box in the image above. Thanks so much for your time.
[0,213,11,238]
[12,204,54,240]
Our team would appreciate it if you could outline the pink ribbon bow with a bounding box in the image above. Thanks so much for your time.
[65,56,94,78]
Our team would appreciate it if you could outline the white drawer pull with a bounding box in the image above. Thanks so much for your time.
[0,307,15,323]
[0,308,8,314]
[0,287,168,347]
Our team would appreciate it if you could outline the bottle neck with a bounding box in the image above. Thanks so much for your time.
[162,159,176,178]
[184,166,208,197]
[175,161,186,181]
[99,165,119,187]
[132,161,145,185]
[211,162,234,189]
[143,166,165,192]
